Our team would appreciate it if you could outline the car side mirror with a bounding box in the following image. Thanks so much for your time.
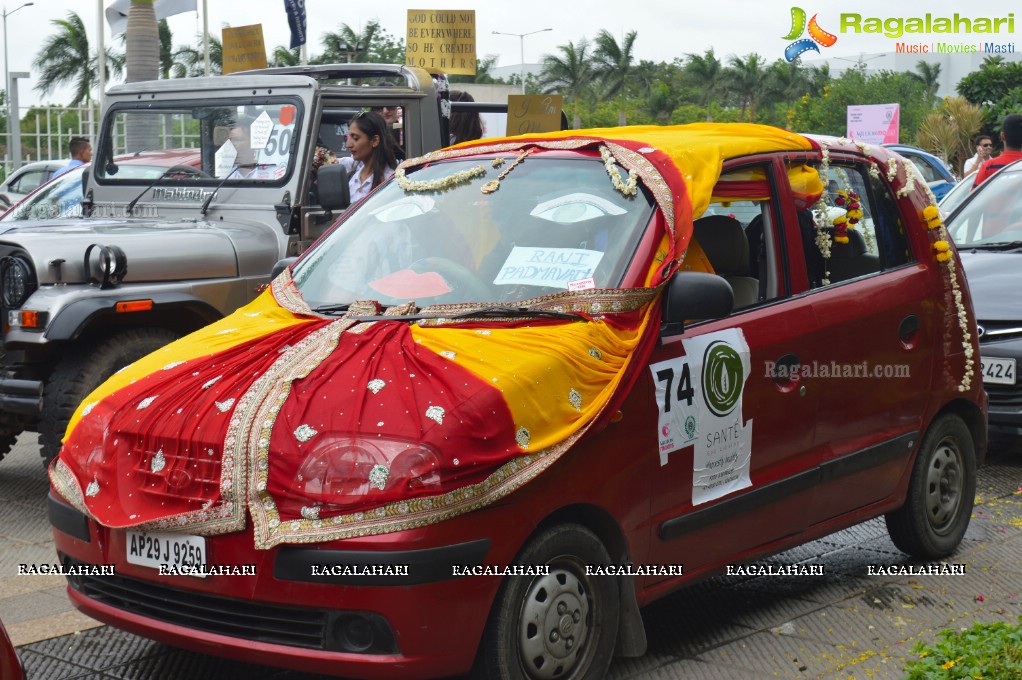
[317,163,351,212]
[660,271,734,337]
[270,257,298,280]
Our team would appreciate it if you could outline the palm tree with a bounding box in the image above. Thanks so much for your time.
[726,54,767,122]
[270,46,303,68]
[172,35,223,77]
[684,48,724,117]
[539,39,595,129]
[592,29,637,126]
[33,12,123,107]
[320,22,380,63]
[122,1,160,151]
[158,20,175,79]
[909,60,942,101]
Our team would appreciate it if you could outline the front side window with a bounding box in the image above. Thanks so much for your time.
[96,100,303,185]
[293,154,656,308]
[945,168,1022,246]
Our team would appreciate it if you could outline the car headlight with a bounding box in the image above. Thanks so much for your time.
[295,435,441,507]
[1,255,35,308]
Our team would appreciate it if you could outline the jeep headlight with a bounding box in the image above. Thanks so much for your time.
[1,255,35,308]
[295,435,441,507]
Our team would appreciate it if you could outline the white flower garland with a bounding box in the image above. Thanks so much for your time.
[600,145,638,197]
[395,164,487,192]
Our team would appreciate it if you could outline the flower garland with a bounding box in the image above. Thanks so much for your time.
[395,164,487,192]
[920,204,973,392]
[600,145,638,197]
[481,148,532,194]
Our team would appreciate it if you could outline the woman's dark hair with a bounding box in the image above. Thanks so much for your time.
[449,90,483,143]
[350,110,397,188]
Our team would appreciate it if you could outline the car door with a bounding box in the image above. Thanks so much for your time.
[644,159,825,581]
[784,155,937,521]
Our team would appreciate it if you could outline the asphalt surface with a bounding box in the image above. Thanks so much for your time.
[3,433,1022,679]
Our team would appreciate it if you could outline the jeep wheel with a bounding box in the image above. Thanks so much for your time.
[473,524,619,680]
[39,328,180,467]
[885,413,976,559]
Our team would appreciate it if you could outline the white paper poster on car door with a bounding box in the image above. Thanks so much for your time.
[650,328,752,505]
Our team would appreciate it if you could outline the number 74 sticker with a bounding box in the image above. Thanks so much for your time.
[649,356,699,465]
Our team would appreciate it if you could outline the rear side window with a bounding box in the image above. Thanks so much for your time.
[808,163,913,287]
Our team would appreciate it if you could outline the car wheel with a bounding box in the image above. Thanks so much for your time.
[0,412,24,464]
[473,524,619,680]
[39,328,180,467]
[885,413,976,559]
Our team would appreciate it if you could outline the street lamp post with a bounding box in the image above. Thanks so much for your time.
[492,28,552,95]
[2,2,32,169]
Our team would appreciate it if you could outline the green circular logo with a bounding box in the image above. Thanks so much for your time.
[702,341,744,416]
[684,415,696,437]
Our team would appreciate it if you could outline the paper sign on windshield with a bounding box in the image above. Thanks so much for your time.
[214,140,238,178]
[249,112,273,151]
[493,247,604,289]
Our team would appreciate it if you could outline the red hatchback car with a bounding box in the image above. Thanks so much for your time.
[49,124,986,679]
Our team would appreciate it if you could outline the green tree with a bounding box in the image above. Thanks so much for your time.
[319,22,380,63]
[683,48,724,117]
[592,29,637,125]
[725,53,767,122]
[171,34,223,77]
[33,12,124,107]
[909,60,942,102]
[269,46,302,68]
[539,39,595,129]
[915,96,983,173]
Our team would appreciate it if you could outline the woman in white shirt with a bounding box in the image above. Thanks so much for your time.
[338,111,398,204]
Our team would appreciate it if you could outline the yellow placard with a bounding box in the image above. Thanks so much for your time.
[406,9,477,75]
[222,24,268,75]
[505,94,563,136]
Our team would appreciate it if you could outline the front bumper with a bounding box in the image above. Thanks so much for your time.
[49,493,503,679]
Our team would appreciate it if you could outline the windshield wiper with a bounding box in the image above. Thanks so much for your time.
[964,241,1022,251]
[310,303,351,315]
[201,163,273,216]
[448,305,587,321]
[125,165,196,216]
[333,304,588,323]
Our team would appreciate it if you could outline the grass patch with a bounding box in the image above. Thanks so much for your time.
[904,617,1022,678]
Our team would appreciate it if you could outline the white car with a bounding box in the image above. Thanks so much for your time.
[0,160,66,207]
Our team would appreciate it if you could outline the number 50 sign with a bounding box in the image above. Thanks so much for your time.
[505,94,563,136]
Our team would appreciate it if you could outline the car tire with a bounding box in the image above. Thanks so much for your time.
[0,412,24,464]
[39,328,180,467]
[885,413,976,559]
[473,524,619,680]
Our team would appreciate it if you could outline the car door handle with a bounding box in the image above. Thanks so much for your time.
[899,314,921,346]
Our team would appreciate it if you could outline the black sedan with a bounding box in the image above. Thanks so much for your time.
[946,159,1022,436]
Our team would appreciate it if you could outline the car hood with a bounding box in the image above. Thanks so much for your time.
[0,218,238,283]
[50,272,660,547]
[959,250,1022,321]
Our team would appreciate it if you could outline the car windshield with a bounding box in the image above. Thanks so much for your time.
[945,168,1022,246]
[293,154,656,308]
[1,165,86,221]
[95,100,301,185]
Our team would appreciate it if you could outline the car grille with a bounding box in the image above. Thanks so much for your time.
[986,383,1022,410]
[977,321,1022,344]
[64,557,329,649]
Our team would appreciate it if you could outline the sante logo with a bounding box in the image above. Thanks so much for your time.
[782,7,838,62]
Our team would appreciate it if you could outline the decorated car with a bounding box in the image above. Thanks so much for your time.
[49,124,985,680]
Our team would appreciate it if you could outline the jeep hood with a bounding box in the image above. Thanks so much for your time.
[51,271,660,548]
[1,219,238,283]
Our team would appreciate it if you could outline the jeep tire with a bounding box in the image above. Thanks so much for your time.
[39,328,180,467]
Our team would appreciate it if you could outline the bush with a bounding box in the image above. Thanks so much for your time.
[903,617,1022,678]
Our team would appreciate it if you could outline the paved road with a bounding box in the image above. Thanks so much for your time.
[3,433,1022,679]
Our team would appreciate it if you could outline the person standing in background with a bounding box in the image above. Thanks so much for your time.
[449,91,484,145]
[963,134,994,176]
[53,137,92,177]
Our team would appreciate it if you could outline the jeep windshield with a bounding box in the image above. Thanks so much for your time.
[293,153,656,308]
[94,100,302,185]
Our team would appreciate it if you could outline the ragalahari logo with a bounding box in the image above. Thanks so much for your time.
[782,7,838,62]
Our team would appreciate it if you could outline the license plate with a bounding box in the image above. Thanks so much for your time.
[126,531,207,576]
[981,356,1016,385]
